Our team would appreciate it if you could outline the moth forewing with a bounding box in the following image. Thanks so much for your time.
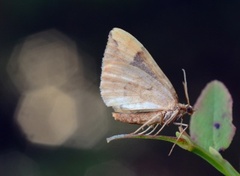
[106,28,176,94]
[100,27,193,137]
[100,28,177,112]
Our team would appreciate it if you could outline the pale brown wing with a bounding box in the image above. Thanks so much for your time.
[100,28,178,112]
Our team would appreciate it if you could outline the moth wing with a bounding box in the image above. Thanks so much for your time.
[100,28,178,112]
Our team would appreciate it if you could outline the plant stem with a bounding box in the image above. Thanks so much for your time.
[107,133,240,176]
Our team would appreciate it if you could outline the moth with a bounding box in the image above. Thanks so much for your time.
[100,28,193,136]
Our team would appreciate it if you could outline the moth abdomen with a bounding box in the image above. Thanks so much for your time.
[112,111,164,125]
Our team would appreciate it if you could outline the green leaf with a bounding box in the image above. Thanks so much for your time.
[190,80,236,151]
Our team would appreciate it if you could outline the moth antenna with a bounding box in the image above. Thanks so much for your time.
[182,69,190,105]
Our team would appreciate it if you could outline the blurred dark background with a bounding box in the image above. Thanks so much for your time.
[0,1,240,176]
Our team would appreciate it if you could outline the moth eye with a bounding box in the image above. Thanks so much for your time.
[187,106,193,115]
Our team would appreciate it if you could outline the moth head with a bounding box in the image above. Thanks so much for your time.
[179,103,194,115]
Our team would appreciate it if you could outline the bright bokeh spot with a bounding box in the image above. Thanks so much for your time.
[8,29,80,91]
[16,86,78,145]
[7,29,108,148]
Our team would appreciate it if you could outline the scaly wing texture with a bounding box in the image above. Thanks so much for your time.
[100,28,178,112]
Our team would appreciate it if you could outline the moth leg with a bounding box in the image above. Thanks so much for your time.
[174,118,189,135]
[133,113,161,134]
[137,123,160,135]
[145,124,160,135]
[168,121,188,156]
[154,109,180,136]
[138,125,155,135]
[153,120,168,136]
